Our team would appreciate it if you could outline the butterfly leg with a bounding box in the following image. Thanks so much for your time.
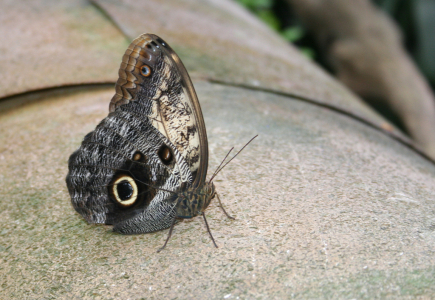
[202,213,218,248]
[216,193,235,220]
[157,217,177,253]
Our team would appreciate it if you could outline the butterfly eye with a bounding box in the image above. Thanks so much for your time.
[112,176,138,207]
[158,145,174,165]
[140,65,151,77]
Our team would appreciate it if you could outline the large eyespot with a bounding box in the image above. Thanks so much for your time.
[158,144,173,165]
[112,176,138,207]
[140,65,151,77]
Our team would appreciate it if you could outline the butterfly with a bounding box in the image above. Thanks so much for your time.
[66,33,255,252]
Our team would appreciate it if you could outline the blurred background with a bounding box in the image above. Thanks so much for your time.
[236,0,435,159]
[237,0,435,87]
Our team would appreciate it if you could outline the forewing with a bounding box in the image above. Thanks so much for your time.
[109,34,209,188]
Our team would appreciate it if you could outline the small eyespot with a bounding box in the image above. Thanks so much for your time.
[140,65,151,77]
[158,145,173,165]
[112,176,138,206]
[156,38,166,47]
[132,151,146,162]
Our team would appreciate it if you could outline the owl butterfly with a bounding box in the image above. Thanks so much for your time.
[66,33,255,252]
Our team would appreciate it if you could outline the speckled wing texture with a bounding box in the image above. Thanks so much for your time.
[66,34,208,233]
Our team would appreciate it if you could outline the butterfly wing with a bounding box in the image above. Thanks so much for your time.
[66,34,208,233]
[110,34,208,188]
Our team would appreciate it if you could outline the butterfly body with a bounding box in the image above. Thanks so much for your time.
[174,182,216,219]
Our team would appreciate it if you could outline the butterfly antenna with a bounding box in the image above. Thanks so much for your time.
[89,164,179,195]
[209,135,258,182]
[139,183,178,195]
[209,147,234,181]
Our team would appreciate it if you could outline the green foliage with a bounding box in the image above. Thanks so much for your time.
[235,0,312,58]
[280,27,314,58]
[236,0,274,9]
[281,27,303,42]
[235,0,280,30]
[256,10,281,30]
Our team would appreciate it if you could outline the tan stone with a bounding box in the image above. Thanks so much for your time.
[1,0,434,298]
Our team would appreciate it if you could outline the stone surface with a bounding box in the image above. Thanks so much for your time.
[1,0,434,299]
[1,82,435,298]
[0,0,406,140]
[0,0,128,98]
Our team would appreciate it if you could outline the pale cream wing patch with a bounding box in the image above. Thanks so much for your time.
[149,56,201,177]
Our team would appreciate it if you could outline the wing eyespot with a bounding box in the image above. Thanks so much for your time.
[132,151,146,163]
[158,144,174,165]
[112,176,138,207]
[156,37,166,47]
[140,65,152,77]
